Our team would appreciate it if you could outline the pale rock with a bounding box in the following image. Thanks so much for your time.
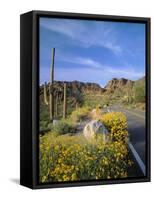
[83,120,109,142]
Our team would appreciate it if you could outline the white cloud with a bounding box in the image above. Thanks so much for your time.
[40,61,144,86]
[58,54,102,69]
[40,19,145,85]
[40,18,122,55]
[106,66,144,78]
[57,53,144,80]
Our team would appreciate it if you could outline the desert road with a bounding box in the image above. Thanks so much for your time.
[106,104,146,166]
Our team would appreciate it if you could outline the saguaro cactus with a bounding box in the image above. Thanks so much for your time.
[63,82,67,119]
[49,48,55,122]
[43,48,55,122]
[55,92,59,117]
[44,82,48,105]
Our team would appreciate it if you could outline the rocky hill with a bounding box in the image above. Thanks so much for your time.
[40,80,106,96]
[39,77,145,117]
[104,78,134,93]
[40,77,145,99]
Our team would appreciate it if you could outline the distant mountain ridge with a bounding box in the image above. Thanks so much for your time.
[40,80,106,95]
[40,77,145,96]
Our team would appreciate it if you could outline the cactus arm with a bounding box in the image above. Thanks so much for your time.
[44,82,49,105]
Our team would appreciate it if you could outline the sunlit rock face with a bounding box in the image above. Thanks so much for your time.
[83,120,109,142]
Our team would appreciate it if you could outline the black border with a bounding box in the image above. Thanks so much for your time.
[21,10,151,189]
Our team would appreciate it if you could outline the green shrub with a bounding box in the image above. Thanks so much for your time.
[134,80,145,103]
[83,94,105,108]
[53,120,76,135]
[40,120,49,132]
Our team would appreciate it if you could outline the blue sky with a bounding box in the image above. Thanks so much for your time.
[39,17,145,87]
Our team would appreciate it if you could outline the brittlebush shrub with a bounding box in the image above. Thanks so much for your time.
[39,133,132,183]
[101,112,128,142]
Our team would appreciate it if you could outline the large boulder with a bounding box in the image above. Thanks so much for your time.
[83,120,109,142]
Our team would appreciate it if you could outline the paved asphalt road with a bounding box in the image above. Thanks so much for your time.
[106,104,146,164]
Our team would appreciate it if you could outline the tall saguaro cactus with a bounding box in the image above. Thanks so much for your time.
[63,82,67,119]
[49,48,55,122]
[43,48,55,122]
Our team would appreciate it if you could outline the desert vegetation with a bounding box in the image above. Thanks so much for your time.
[39,108,133,183]
[39,48,145,183]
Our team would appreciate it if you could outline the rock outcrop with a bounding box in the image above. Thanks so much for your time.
[83,120,109,142]
[104,78,134,93]
[40,80,105,96]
